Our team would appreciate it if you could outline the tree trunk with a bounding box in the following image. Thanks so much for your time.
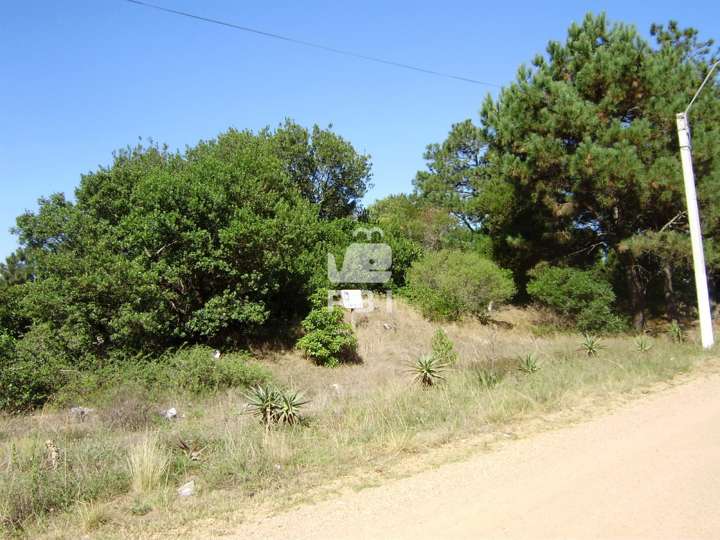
[662,262,679,322]
[623,253,646,331]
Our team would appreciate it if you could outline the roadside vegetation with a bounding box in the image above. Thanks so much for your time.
[1,300,714,538]
[1,302,713,538]
[0,12,719,538]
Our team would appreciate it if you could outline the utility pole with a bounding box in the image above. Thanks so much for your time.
[676,60,719,349]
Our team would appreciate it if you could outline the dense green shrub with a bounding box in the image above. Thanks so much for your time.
[8,122,371,360]
[0,284,30,339]
[383,233,424,289]
[0,325,73,412]
[0,331,14,359]
[1,343,271,412]
[296,307,357,367]
[430,328,458,365]
[527,265,626,333]
[169,346,270,394]
[405,250,515,321]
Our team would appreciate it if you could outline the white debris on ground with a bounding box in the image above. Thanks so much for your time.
[177,480,195,497]
[161,407,178,420]
[69,406,94,421]
[213,349,221,359]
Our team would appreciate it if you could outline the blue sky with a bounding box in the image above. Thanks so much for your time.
[1,0,718,259]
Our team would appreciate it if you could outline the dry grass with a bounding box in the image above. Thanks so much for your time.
[1,300,717,538]
[128,433,169,494]
[76,501,114,532]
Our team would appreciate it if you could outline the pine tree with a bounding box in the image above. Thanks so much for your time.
[417,13,720,328]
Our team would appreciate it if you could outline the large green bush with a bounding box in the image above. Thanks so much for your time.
[405,250,515,321]
[0,325,72,412]
[10,122,371,361]
[0,331,14,359]
[526,265,626,333]
[296,307,357,367]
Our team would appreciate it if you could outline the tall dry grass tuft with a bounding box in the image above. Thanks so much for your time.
[127,432,168,494]
[77,500,113,532]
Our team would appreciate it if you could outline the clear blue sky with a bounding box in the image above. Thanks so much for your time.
[1,0,718,259]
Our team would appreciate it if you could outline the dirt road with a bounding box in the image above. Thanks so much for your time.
[228,373,720,539]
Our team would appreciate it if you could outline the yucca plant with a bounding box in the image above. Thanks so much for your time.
[410,355,447,387]
[669,320,685,343]
[518,353,540,374]
[579,334,603,357]
[275,389,309,426]
[635,335,652,353]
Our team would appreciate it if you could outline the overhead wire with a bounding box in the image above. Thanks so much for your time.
[123,0,502,88]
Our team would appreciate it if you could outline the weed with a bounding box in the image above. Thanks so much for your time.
[99,389,155,431]
[635,335,653,353]
[474,366,503,388]
[130,498,152,516]
[669,320,685,343]
[0,436,128,534]
[518,353,540,374]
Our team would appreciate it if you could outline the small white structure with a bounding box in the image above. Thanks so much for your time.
[340,289,364,310]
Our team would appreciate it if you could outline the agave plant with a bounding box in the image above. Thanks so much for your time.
[579,334,603,357]
[245,385,309,426]
[635,335,652,353]
[410,355,447,387]
[245,385,281,425]
[275,389,309,426]
[518,353,540,374]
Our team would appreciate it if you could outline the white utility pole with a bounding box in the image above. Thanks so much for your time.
[676,60,719,349]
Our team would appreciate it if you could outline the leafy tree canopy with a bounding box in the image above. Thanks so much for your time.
[416,13,720,326]
[268,119,372,219]
[9,123,369,359]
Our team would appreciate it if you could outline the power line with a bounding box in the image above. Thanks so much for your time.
[122,0,502,88]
